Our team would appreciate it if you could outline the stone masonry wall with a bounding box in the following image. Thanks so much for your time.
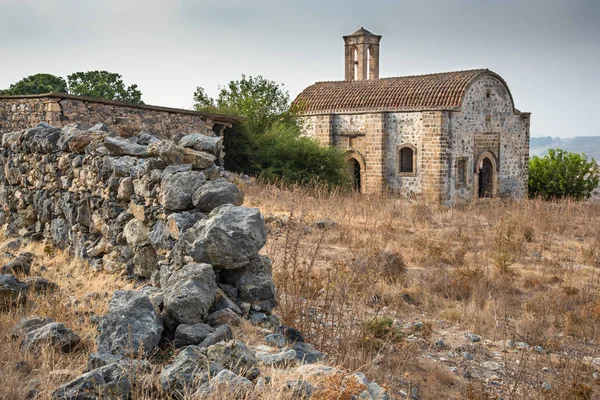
[385,112,423,197]
[0,95,240,141]
[0,121,276,319]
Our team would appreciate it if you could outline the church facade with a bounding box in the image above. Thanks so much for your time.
[295,28,531,205]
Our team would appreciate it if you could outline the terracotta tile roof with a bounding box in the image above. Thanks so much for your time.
[294,69,502,114]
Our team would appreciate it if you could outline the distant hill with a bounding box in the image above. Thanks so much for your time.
[530,136,600,161]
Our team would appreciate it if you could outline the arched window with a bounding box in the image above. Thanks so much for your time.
[398,145,416,175]
[353,47,359,81]
[367,46,371,80]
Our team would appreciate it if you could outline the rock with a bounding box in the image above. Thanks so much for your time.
[366,381,392,400]
[205,340,260,380]
[199,324,234,349]
[137,132,160,145]
[209,287,242,315]
[278,324,305,343]
[256,348,297,367]
[185,205,267,269]
[25,277,59,294]
[162,263,217,325]
[179,133,223,155]
[149,220,173,251]
[466,333,481,343]
[314,218,337,230]
[132,245,158,278]
[160,346,215,399]
[50,218,70,250]
[192,179,244,212]
[97,290,163,357]
[167,211,205,239]
[160,171,206,211]
[296,364,339,379]
[4,239,22,251]
[21,322,80,353]
[0,274,27,308]
[123,219,150,247]
[174,323,215,348]
[88,122,109,133]
[86,352,125,371]
[284,379,315,399]
[463,351,474,361]
[226,256,277,312]
[248,312,268,325]
[265,334,286,348]
[52,359,150,400]
[294,342,325,364]
[207,308,242,327]
[117,177,134,201]
[11,315,54,339]
[1,252,34,275]
[195,369,253,397]
[103,136,148,157]
[148,140,215,169]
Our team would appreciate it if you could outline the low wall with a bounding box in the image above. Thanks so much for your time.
[0,93,243,139]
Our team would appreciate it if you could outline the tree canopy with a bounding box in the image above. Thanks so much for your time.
[0,73,68,95]
[529,148,600,200]
[67,71,143,104]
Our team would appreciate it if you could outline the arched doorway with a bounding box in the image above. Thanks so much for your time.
[346,158,361,192]
[474,151,498,199]
[478,158,493,198]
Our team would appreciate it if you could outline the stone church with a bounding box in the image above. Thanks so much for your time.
[295,28,531,204]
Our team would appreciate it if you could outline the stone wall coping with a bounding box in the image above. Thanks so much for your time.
[0,92,246,124]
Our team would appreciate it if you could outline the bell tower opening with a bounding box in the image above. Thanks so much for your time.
[344,27,382,82]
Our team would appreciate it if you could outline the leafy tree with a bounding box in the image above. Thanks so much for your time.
[194,75,290,135]
[529,149,600,200]
[194,75,349,188]
[0,73,68,95]
[67,71,143,104]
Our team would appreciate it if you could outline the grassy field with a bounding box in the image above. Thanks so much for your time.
[2,184,600,399]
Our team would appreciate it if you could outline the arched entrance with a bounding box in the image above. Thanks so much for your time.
[474,151,498,199]
[346,158,361,192]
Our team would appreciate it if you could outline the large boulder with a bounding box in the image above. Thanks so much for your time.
[21,322,80,353]
[184,205,266,269]
[225,256,277,313]
[192,179,244,212]
[97,290,163,357]
[160,171,206,211]
[160,346,220,399]
[179,134,223,155]
[0,274,27,308]
[173,323,215,348]
[52,359,150,400]
[204,340,260,380]
[162,263,217,325]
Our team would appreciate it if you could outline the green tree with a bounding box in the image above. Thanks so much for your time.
[67,71,143,104]
[194,75,349,188]
[0,73,68,95]
[529,149,600,200]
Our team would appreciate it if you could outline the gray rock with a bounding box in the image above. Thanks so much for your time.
[167,211,205,240]
[50,218,70,250]
[160,171,206,211]
[365,382,392,400]
[293,342,325,364]
[209,287,242,315]
[162,164,193,176]
[179,133,223,155]
[86,352,125,371]
[195,369,252,397]
[104,136,148,157]
[186,205,267,269]
[123,219,150,247]
[88,122,109,133]
[117,177,134,201]
[52,359,150,400]
[284,380,315,399]
[264,334,285,348]
[466,333,481,343]
[199,324,234,349]
[205,340,260,380]
[137,132,160,145]
[248,312,268,325]
[192,179,244,212]
[11,315,54,339]
[97,290,163,357]
[162,263,217,325]
[0,274,27,308]
[21,322,80,353]
[148,141,215,169]
[174,323,215,348]
[149,220,173,251]
[160,346,214,399]
[463,351,474,361]
[227,256,276,312]
[207,308,242,327]
[2,252,34,275]
[132,245,158,278]
[256,348,296,367]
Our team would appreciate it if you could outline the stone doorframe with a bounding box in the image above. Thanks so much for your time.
[473,150,499,199]
[344,150,366,193]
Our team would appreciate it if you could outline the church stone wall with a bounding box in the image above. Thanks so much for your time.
[385,112,423,197]
[448,75,530,204]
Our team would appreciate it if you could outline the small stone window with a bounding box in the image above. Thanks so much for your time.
[456,158,468,187]
[486,89,491,99]
[397,145,416,176]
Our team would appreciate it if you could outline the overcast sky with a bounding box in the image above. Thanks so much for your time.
[1,0,598,138]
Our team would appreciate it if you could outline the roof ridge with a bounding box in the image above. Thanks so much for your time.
[312,68,491,85]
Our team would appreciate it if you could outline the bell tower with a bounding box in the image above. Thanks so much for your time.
[344,27,382,82]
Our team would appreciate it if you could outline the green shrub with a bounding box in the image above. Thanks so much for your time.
[529,149,599,200]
